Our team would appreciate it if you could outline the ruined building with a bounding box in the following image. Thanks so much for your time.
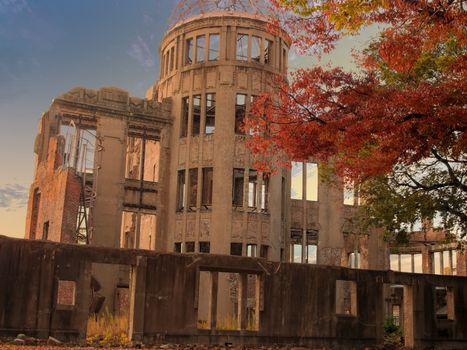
[24,0,466,321]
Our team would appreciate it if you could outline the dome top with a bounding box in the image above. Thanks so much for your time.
[169,0,273,29]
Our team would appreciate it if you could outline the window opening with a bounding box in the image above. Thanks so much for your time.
[236,34,248,61]
[205,93,215,134]
[176,170,186,211]
[248,170,258,208]
[235,94,246,134]
[231,243,243,256]
[185,38,193,64]
[196,35,205,63]
[192,95,201,136]
[202,167,213,207]
[208,34,219,61]
[233,168,244,207]
[251,36,261,62]
[180,97,189,138]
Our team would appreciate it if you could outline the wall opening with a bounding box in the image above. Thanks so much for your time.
[335,280,357,316]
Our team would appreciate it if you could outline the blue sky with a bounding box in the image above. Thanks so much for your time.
[0,0,377,238]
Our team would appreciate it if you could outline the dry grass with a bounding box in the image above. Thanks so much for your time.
[86,309,129,346]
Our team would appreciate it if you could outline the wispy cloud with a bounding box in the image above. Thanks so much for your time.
[128,36,155,70]
[0,0,31,14]
[143,14,154,26]
[0,184,28,210]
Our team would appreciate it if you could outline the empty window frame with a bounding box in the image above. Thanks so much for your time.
[260,245,269,259]
[125,137,160,182]
[208,33,219,61]
[247,243,257,257]
[192,95,201,136]
[432,250,457,275]
[435,286,454,320]
[390,253,423,273]
[176,170,186,211]
[180,97,189,138]
[335,280,357,316]
[306,163,318,201]
[264,39,273,65]
[185,241,195,253]
[196,35,205,63]
[343,183,356,205]
[233,168,244,207]
[231,242,243,256]
[282,47,287,72]
[348,251,361,269]
[236,33,248,61]
[202,167,213,206]
[251,36,261,62]
[248,170,258,208]
[260,174,269,211]
[235,94,246,134]
[170,46,175,71]
[185,38,193,65]
[188,168,199,208]
[199,241,210,253]
[205,93,215,134]
[42,221,49,240]
[307,244,317,264]
[174,242,182,253]
[291,161,303,200]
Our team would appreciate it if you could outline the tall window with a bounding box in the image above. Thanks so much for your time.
[170,46,175,71]
[188,168,198,208]
[176,170,186,211]
[343,183,355,205]
[185,38,193,65]
[260,174,269,211]
[247,244,257,257]
[205,93,215,134]
[202,167,213,206]
[233,168,244,206]
[208,34,219,61]
[236,34,248,61]
[192,95,201,136]
[264,39,273,65]
[251,36,261,62]
[196,35,205,63]
[306,163,318,201]
[348,252,361,269]
[291,162,303,200]
[180,97,189,138]
[248,170,258,207]
[235,94,246,134]
[282,47,287,71]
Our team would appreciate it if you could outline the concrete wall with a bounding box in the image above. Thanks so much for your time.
[1,236,466,349]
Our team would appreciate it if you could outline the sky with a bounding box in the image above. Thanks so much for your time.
[0,0,378,238]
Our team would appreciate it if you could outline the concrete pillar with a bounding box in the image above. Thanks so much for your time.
[129,256,147,342]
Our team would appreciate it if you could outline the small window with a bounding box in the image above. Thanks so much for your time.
[192,95,201,136]
[232,168,244,207]
[205,93,215,134]
[185,38,193,65]
[201,167,213,206]
[343,183,355,205]
[335,280,357,316]
[435,286,454,320]
[260,245,269,259]
[176,170,186,211]
[414,253,423,273]
[231,242,243,256]
[291,243,302,263]
[174,242,182,253]
[42,221,49,240]
[57,280,76,306]
[188,168,198,208]
[208,34,219,61]
[348,252,361,269]
[247,243,257,257]
[251,36,261,62]
[199,241,210,253]
[307,244,317,264]
[248,170,258,208]
[390,254,399,271]
[264,39,273,65]
[235,94,246,134]
[185,241,195,253]
[180,97,189,138]
[236,34,248,61]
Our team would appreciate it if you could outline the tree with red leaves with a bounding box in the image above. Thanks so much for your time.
[246,0,467,238]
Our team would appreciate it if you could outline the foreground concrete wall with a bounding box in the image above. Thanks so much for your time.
[1,236,466,349]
